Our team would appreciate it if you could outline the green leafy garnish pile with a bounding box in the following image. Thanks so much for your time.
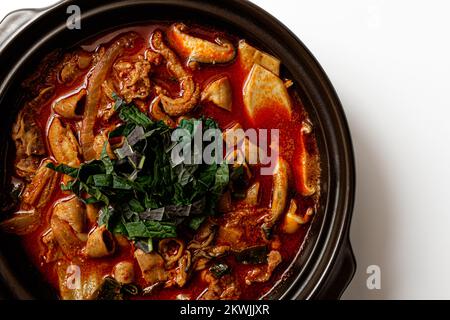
[47,95,229,252]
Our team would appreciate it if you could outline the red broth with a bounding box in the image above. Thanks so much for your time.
[14,22,320,300]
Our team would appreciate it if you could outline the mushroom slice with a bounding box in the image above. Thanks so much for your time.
[151,30,200,117]
[48,117,82,167]
[0,209,40,235]
[238,40,280,75]
[85,225,116,258]
[243,64,292,121]
[168,23,236,66]
[281,199,299,234]
[295,121,321,196]
[201,76,232,111]
[134,249,168,285]
[262,157,291,239]
[53,89,86,119]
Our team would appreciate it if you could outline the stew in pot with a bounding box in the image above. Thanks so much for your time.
[0,22,320,300]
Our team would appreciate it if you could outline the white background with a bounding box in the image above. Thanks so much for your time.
[1,0,450,299]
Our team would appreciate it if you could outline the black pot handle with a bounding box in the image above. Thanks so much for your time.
[314,238,356,299]
[0,9,41,48]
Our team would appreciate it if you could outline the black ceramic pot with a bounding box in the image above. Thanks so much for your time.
[0,0,356,300]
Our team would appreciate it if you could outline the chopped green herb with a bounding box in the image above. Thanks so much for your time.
[47,94,231,246]
[188,216,206,231]
[118,104,153,128]
[125,221,176,238]
[46,162,78,178]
